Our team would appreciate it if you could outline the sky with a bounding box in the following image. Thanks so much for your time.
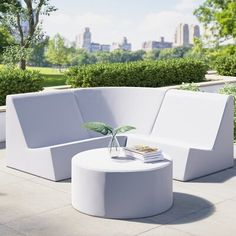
[42,0,205,50]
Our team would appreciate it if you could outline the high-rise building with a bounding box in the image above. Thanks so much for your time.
[100,44,110,52]
[189,25,201,45]
[174,23,189,47]
[142,37,172,51]
[111,37,132,51]
[76,27,110,52]
[174,23,200,47]
[82,27,92,51]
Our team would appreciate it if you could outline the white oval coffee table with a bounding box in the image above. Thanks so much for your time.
[71,148,173,219]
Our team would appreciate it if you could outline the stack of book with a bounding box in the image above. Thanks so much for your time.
[124,145,164,163]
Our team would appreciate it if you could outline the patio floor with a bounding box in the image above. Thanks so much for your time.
[1,145,236,236]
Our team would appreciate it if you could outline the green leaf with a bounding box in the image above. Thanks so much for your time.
[83,122,113,135]
[114,125,136,134]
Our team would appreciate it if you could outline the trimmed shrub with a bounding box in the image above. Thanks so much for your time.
[66,59,208,88]
[214,55,236,76]
[219,84,236,141]
[179,82,200,91]
[0,67,44,106]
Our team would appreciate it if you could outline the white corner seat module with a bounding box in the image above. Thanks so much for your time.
[6,87,234,181]
[126,89,234,181]
[6,88,166,181]
[72,148,173,219]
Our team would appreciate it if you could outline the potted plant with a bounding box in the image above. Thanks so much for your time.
[83,122,136,157]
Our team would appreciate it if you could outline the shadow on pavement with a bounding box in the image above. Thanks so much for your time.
[129,192,215,225]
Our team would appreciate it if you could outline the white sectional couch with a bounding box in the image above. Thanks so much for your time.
[6,87,234,181]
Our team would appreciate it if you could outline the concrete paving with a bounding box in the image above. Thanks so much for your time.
[1,146,236,236]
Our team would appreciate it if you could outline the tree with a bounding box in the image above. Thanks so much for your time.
[45,34,69,70]
[159,47,190,59]
[0,25,13,55]
[143,49,161,61]
[129,50,145,61]
[94,51,112,63]
[0,0,56,69]
[194,0,236,43]
[76,49,96,65]
[28,36,49,66]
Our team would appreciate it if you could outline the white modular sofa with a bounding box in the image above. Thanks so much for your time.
[6,87,234,181]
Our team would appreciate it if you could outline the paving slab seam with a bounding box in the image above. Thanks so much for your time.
[0,168,36,181]
[134,224,198,236]
[4,204,71,225]
[209,196,236,207]
[25,178,71,194]
[132,204,216,236]
[133,224,162,236]
[165,226,199,236]
[174,184,236,203]
[164,204,219,234]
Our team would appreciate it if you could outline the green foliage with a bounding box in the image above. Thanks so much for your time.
[219,84,236,140]
[143,49,161,61]
[114,126,136,135]
[45,34,69,69]
[28,37,50,67]
[28,66,66,87]
[66,59,208,88]
[179,82,200,91]
[159,46,191,59]
[2,45,33,66]
[76,49,97,66]
[0,26,13,57]
[194,0,236,43]
[83,122,113,135]
[185,42,236,69]
[0,0,57,69]
[0,67,44,105]
[214,55,236,76]
[83,122,135,136]
[94,50,145,64]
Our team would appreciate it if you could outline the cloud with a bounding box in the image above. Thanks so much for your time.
[42,12,114,43]
[175,0,203,12]
[137,11,199,42]
[42,12,135,46]
[42,8,202,50]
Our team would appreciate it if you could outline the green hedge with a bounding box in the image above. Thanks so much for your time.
[214,55,236,76]
[66,59,208,88]
[219,84,236,141]
[0,67,44,106]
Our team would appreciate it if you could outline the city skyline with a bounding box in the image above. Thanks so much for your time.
[42,0,205,50]
[75,23,200,52]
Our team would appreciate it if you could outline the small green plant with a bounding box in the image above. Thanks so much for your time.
[179,82,200,91]
[219,84,236,141]
[83,122,136,152]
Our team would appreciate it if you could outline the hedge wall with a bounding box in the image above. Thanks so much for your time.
[214,55,236,76]
[0,67,43,106]
[66,59,208,88]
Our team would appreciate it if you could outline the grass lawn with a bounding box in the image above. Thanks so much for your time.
[29,66,67,87]
[0,65,67,87]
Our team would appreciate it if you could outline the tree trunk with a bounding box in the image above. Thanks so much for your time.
[19,59,26,70]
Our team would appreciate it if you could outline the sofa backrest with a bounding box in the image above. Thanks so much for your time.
[152,89,230,149]
[73,87,166,137]
[9,91,89,148]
